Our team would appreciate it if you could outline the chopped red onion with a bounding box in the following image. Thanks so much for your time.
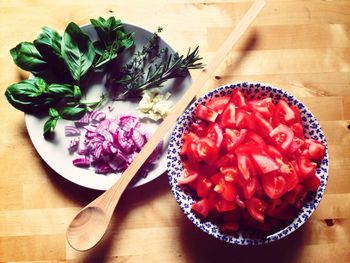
[70,112,162,179]
[65,126,81,136]
[72,158,90,167]
[68,137,80,152]
[131,129,146,149]
[90,110,106,123]
[75,113,90,127]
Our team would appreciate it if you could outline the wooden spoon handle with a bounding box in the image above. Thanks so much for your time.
[67,0,266,251]
[107,0,266,199]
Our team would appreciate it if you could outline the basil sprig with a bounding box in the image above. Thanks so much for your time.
[5,16,132,137]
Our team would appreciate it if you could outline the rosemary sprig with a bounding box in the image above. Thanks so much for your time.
[108,29,204,100]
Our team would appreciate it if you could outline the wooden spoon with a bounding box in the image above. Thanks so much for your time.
[66,0,266,252]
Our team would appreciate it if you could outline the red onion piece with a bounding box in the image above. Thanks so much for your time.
[72,158,90,167]
[65,126,81,136]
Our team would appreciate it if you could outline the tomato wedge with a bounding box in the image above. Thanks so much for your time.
[269,124,294,151]
[220,166,240,183]
[261,172,287,199]
[246,197,267,223]
[236,152,256,180]
[251,152,279,175]
[218,102,236,128]
[215,153,237,169]
[236,109,256,130]
[178,168,199,185]
[276,159,299,192]
[252,112,273,137]
[305,139,326,162]
[289,137,305,154]
[248,98,275,119]
[298,156,317,181]
[191,198,210,218]
[206,123,223,148]
[231,89,247,108]
[273,100,296,125]
[195,104,219,122]
[245,130,267,149]
[223,128,247,152]
[206,95,231,114]
[196,176,214,198]
[196,138,219,165]
[190,119,208,137]
[290,122,304,139]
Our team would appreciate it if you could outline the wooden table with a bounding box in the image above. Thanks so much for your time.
[1,0,349,262]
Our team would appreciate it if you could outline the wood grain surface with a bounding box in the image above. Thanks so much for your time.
[0,0,349,262]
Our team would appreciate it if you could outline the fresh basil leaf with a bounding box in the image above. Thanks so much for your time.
[10,42,47,73]
[60,106,87,120]
[47,83,74,96]
[90,17,122,45]
[4,78,57,113]
[90,16,134,70]
[43,111,60,138]
[61,22,96,83]
[73,85,82,100]
[49,107,60,118]
[34,27,62,55]
[34,27,73,83]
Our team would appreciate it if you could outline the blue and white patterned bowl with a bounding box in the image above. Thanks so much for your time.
[167,82,329,245]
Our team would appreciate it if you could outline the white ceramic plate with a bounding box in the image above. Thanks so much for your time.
[25,23,191,191]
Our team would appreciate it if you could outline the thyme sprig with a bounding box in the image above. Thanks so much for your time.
[108,28,204,100]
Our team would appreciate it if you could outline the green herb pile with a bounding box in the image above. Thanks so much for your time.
[4,16,203,137]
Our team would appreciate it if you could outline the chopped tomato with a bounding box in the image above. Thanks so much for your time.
[223,128,247,152]
[252,112,273,137]
[191,198,210,218]
[273,100,296,125]
[266,145,283,159]
[220,166,240,183]
[206,123,223,148]
[305,139,326,162]
[196,176,214,198]
[248,98,275,119]
[221,182,238,201]
[261,172,287,199]
[180,132,199,156]
[236,109,256,130]
[269,124,294,151]
[178,168,199,185]
[206,95,231,114]
[298,156,317,181]
[215,153,237,169]
[179,91,326,233]
[217,102,236,128]
[195,104,219,122]
[245,130,267,149]
[290,122,304,139]
[266,199,295,220]
[196,138,219,165]
[215,198,237,212]
[304,174,320,192]
[283,184,307,208]
[276,159,299,192]
[246,197,267,223]
[291,105,302,123]
[236,152,256,180]
[289,137,305,154]
[190,120,208,137]
[239,174,259,199]
[231,89,247,108]
[251,152,279,174]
